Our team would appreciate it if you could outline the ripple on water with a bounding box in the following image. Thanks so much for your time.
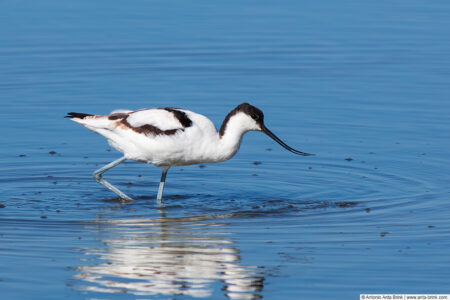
[0,150,447,298]
[0,151,439,221]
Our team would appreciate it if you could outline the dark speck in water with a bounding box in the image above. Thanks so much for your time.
[265,148,272,151]
[365,208,371,213]
[252,206,260,209]
[40,216,47,219]
[308,166,312,169]
[49,151,56,155]
[345,157,353,161]
[0,204,5,208]
[336,201,358,207]
[199,165,206,168]
[369,152,375,154]
[428,225,435,229]
[171,194,190,200]
[18,154,27,157]
[253,161,262,165]
[252,174,258,176]
[103,197,128,203]
[380,232,389,237]
[138,174,142,177]
[55,210,60,213]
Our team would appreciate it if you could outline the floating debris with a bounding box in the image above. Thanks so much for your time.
[365,208,371,213]
[199,165,206,168]
[253,161,262,165]
[345,157,353,161]
[380,231,389,237]
[49,151,57,155]
[336,201,358,207]
[40,216,47,219]
[18,154,27,157]
[0,204,5,208]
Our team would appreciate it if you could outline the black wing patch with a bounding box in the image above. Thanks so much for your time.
[119,107,192,136]
[162,108,193,128]
[120,118,179,136]
[65,112,94,119]
[108,113,129,120]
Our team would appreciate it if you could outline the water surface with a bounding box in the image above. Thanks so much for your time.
[1,0,450,299]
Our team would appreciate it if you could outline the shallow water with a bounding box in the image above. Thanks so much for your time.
[1,0,450,299]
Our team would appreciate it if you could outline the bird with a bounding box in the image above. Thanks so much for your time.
[65,102,313,204]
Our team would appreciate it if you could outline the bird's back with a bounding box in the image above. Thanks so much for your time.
[69,107,221,166]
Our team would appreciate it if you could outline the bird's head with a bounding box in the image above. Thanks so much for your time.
[230,102,266,131]
[221,103,314,156]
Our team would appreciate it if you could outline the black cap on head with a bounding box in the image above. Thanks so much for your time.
[240,103,314,156]
[219,102,264,136]
[235,102,265,125]
[220,102,314,156]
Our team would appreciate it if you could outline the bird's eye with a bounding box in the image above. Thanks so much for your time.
[251,114,259,120]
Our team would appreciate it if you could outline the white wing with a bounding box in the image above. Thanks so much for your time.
[126,109,185,131]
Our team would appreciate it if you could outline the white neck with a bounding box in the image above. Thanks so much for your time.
[215,113,253,162]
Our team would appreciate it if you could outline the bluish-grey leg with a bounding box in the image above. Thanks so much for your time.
[93,156,133,201]
[156,167,169,205]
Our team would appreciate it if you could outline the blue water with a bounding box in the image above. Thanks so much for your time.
[1,0,450,299]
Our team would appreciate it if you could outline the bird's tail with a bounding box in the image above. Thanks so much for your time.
[65,112,94,119]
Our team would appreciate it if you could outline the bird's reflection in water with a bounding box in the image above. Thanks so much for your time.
[75,212,264,299]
